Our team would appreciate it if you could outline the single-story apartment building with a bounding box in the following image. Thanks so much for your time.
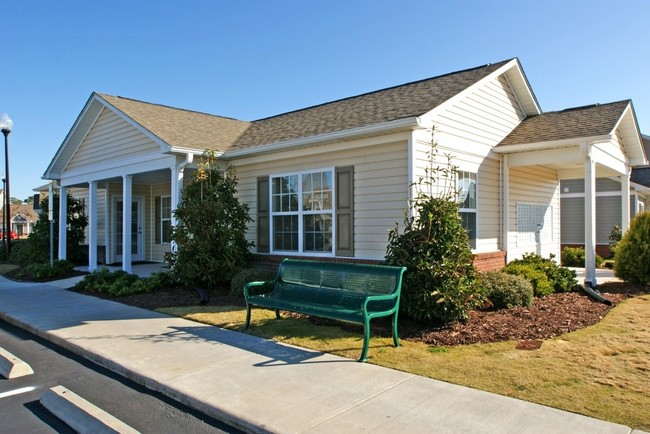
[42,58,647,286]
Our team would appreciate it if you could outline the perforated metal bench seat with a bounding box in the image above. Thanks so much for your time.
[243,259,406,362]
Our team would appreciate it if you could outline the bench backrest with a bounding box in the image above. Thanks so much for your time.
[276,259,405,298]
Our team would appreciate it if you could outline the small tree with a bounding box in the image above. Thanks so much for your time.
[167,151,253,288]
[12,193,88,265]
[614,212,650,284]
[385,129,484,323]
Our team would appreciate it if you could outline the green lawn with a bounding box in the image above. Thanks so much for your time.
[159,295,650,430]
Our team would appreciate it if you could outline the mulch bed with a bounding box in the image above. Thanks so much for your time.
[72,280,649,348]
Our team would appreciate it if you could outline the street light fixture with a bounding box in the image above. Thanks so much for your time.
[0,113,13,258]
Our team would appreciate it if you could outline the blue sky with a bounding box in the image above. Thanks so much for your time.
[1,0,649,201]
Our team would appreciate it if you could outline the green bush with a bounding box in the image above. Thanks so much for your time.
[74,269,175,297]
[385,195,484,323]
[614,212,650,284]
[504,253,576,296]
[167,152,253,288]
[561,246,604,268]
[230,267,277,296]
[7,239,30,264]
[480,271,533,309]
[22,260,74,281]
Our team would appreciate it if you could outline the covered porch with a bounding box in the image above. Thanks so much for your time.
[495,101,646,286]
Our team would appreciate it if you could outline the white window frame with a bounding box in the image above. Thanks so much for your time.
[159,195,172,245]
[457,170,478,250]
[270,168,335,256]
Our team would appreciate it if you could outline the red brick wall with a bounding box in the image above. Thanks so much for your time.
[472,251,506,271]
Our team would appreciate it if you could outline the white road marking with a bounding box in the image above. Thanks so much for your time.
[0,386,37,399]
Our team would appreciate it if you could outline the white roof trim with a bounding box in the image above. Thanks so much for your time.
[493,135,612,153]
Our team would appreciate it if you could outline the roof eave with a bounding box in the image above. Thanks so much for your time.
[223,116,424,159]
[493,134,612,153]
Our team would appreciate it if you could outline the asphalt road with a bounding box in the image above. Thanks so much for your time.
[0,319,242,433]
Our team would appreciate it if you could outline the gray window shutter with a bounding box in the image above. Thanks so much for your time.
[335,166,354,257]
[257,176,270,253]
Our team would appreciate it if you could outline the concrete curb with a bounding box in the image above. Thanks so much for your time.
[0,346,34,379]
[40,385,140,434]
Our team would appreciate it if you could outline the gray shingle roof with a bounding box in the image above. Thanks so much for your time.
[98,94,251,151]
[631,167,650,187]
[498,100,631,146]
[231,60,511,150]
[98,60,511,152]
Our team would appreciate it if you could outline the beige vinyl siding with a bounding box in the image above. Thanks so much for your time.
[67,108,160,171]
[234,140,409,260]
[411,74,523,253]
[508,166,560,260]
[428,75,525,156]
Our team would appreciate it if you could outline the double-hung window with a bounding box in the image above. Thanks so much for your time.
[155,196,172,244]
[457,171,477,249]
[271,169,334,254]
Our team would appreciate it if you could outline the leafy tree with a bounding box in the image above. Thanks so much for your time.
[167,151,253,288]
[11,193,88,265]
[614,212,650,284]
[385,130,484,322]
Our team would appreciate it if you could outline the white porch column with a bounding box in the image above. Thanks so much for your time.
[88,181,98,272]
[501,154,510,262]
[58,186,68,260]
[171,166,182,228]
[583,145,597,286]
[621,170,631,234]
[122,175,132,273]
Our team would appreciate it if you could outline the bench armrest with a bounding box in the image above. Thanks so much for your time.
[243,281,272,299]
[362,293,398,314]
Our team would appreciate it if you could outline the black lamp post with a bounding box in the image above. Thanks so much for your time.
[0,113,13,258]
[1,178,5,248]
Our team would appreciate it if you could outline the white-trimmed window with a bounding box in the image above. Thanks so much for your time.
[271,169,334,254]
[457,171,477,249]
[155,196,172,244]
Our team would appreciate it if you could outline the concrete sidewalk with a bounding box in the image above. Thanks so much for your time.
[0,276,643,434]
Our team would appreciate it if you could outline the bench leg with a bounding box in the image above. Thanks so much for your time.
[359,318,371,362]
[243,305,252,330]
[392,312,400,347]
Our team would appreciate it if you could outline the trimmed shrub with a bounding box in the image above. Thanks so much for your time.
[504,253,576,296]
[230,267,277,296]
[480,271,534,309]
[614,212,650,284]
[74,269,175,297]
[561,246,604,268]
[21,260,75,281]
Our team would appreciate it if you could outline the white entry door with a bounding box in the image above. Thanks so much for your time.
[114,197,144,262]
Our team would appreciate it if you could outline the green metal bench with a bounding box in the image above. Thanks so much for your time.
[243,259,406,362]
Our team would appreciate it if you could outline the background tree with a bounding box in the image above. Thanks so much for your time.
[11,193,87,265]
[167,151,253,289]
